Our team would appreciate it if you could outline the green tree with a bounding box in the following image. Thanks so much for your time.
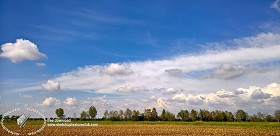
[177,110,189,121]
[190,109,198,121]
[132,110,140,121]
[265,115,273,122]
[274,110,280,122]
[144,109,152,121]
[80,111,88,120]
[88,106,97,119]
[151,107,158,121]
[55,108,65,119]
[166,111,175,121]
[119,109,124,120]
[103,110,109,119]
[160,109,167,121]
[235,109,248,121]
[124,108,132,120]
[225,111,234,122]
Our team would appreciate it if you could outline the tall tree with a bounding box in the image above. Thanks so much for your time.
[235,109,248,121]
[88,106,97,119]
[119,109,124,120]
[132,110,140,121]
[151,107,158,121]
[124,108,132,120]
[103,110,109,119]
[55,108,64,119]
[144,109,152,121]
[177,110,189,121]
[80,111,88,120]
[190,109,198,121]
[166,111,175,121]
[274,110,280,122]
[160,109,167,121]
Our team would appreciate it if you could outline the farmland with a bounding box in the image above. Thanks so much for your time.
[1,121,280,135]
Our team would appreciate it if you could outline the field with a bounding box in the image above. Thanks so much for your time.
[1,121,280,135]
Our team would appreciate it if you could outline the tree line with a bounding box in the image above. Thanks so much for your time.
[101,108,280,122]
[1,106,280,122]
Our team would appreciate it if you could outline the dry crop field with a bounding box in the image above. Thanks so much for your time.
[1,122,280,136]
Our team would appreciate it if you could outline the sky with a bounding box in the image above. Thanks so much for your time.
[0,0,280,118]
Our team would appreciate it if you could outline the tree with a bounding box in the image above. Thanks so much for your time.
[265,115,273,122]
[119,109,124,120]
[151,107,158,121]
[132,110,140,121]
[0,114,2,119]
[166,111,175,121]
[177,110,189,121]
[80,111,88,120]
[225,111,234,122]
[88,106,97,119]
[103,110,109,119]
[274,110,280,122]
[144,109,152,121]
[199,109,211,121]
[55,108,65,119]
[124,108,132,120]
[160,109,167,121]
[190,109,198,121]
[235,109,248,121]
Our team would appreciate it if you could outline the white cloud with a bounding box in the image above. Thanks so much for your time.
[210,64,245,80]
[100,63,134,76]
[117,85,147,92]
[250,89,272,99]
[41,32,280,94]
[163,88,179,94]
[216,89,237,98]
[0,39,46,63]
[157,97,169,108]
[0,96,1,100]
[165,69,183,77]
[19,93,32,99]
[36,62,46,67]
[40,97,60,107]
[271,0,280,12]
[41,80,61,91]
[64,97,78,106]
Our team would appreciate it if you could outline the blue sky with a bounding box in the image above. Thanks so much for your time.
[1,0,280,117]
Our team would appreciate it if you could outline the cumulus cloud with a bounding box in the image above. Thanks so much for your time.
[41,80,61,91]
[117,85,147,92]
[251,89,272,99]
[165,69,183,77]
[40,97,60,107]
[19,93,32,99]
[0,39,46,63]
[216,89,237,98]
[157,97,169,107]
[100,63,134,76]
[64,97,78,106]
[210,64,245,80]
[171,83,280,112]
[36,62,46,67]
[163,88,179,94]
[271,0,280,12]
